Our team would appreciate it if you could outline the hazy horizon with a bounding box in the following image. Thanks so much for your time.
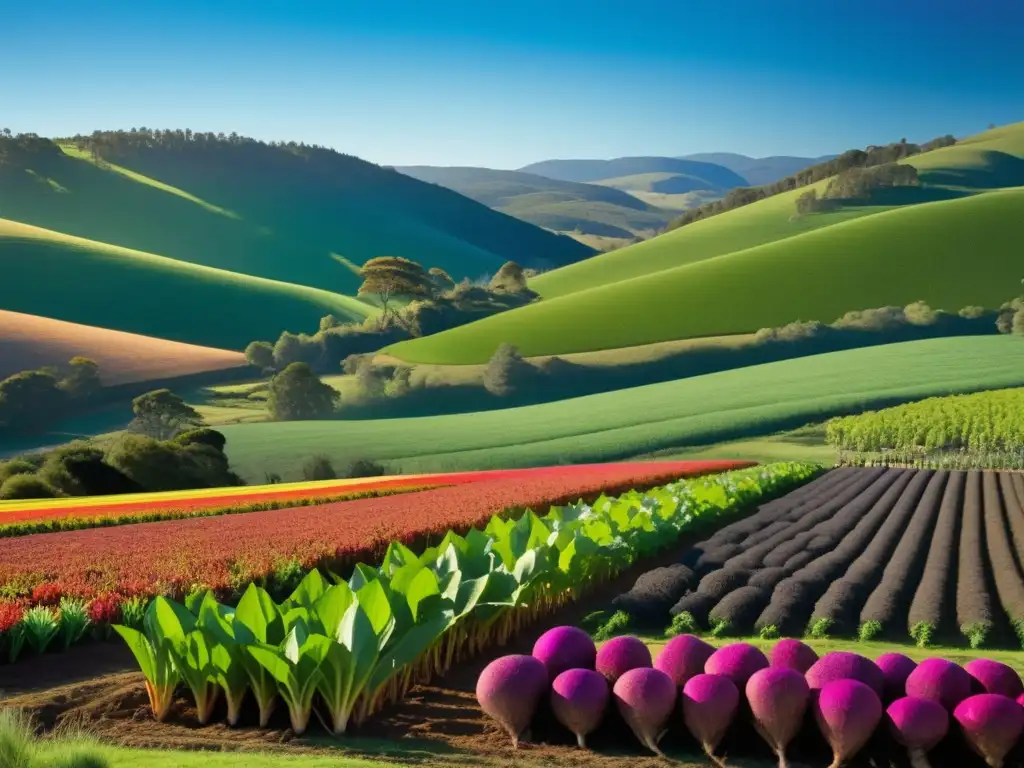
[4,0,1022,168]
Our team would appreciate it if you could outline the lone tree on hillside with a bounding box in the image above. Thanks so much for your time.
[489,261,528,294]
[357,256,433,319]
[267,362,340,421]
[129,389,204,440]
[483,343,533,396]
[245,341,275,372]
[59,356,102,398]
[428,267,456,298]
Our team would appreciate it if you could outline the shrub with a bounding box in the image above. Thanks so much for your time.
[302,455,337,481]
[244,340,275,371]
[0,459,37,483]
[483,343,532,396]
[759,624,780,640]
[666,611,701,638]
[858,620,883,642]
[594,610,632,641]
[807,617,834,639]
[909,621,934,648]
[346,458,389,478]
[0,473,60,500]
[267,362,340,420]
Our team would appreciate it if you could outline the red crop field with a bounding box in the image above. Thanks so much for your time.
[0,460,747,607]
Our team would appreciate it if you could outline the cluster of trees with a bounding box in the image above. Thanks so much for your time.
[795,164,921,214]
[669,135,956,230]
[0,357,103,436]
[0,428,242,500]
[245,256,536,374]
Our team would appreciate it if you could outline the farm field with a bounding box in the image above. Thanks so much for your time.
[605,466,1024,651]
[0,309,248,384]
[387,122,1024,363]
[219,336,1024,481]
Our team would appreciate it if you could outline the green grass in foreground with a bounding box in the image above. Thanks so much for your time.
[220,336,1024,482]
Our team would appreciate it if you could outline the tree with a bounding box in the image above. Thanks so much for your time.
[267,362,340,420]
[129,389,204,439]
[489,261,528,293]
[59,356,102,398]
[0,370,67,432]
[483,343,532,396]
[1014,309,1024,336]
[245,341,275,371]
[357,257,432,318]
[302,455,336,481]
[428,267,455,297]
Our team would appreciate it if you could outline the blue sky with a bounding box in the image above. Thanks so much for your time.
[2,0,1021,168]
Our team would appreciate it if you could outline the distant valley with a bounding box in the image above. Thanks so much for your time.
[397,153,826,250]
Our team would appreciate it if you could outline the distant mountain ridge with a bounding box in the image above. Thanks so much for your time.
[678,152,837,186]
[516,156,747,190]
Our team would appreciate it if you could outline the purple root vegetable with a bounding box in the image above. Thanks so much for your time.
[654,634,715,687]
[905,658,974,712]
[886,696,950,768]
[745,667,810,768]
[813,679,883,768]
[806,651,885,698]
[953,693,1024,768]
[964,658,1024,699]
[1018,693,1024,708]
[876,653,918,702]
[704,642,769,687]
[550,668,609,748]
[532,626,597,681]
[683,673,740,768]
[596,635,652,683]
[613,667,678,756]
[770,638,819,674]
[475,655,548,748]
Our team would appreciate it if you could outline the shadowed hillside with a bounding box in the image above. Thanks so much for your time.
[517,156,747,189]
[679,152,835,186]
[0,131,594,298]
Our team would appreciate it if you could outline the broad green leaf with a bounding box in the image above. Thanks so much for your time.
[186,589,213,616]
[285,569,327,609]
[365,611,450,698]
[312,583,355,640]
[356,579,394,640]
[401,568,440,622]
[248,644,295,687]
[282,606,313,633]
[146,596,195,644]
[234,584,283,645]
[113,625,156,681]
[348,563,380,591]
[453,575,490,619]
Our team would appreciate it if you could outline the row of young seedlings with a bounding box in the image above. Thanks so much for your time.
[116,463,817,733]
[612,468,1024,650]
[479,629,1024,768]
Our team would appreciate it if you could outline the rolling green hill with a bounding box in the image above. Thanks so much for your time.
[383,122,1024,364]
[394,165,675,238]
[221,336,1024,480]
[593,171,723,194]
[517,156,747,188]
[0,132,593,314]
[0,219,375,349]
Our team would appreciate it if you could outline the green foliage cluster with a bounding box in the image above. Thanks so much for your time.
[670,135,954,230]
[594,610,633,641]
[0,708,110,768]
[0,429,242,500]
[826,387,1024,455]
[267,363,340,421]
[0,357,102,436]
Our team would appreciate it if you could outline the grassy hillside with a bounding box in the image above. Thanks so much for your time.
[0,132,592,301]
[679,152,834,186]
[594,171,723,194]
[387,186,1022,362]
[394,165,675,238]
[517,156,747,188]
[0,219,375,349]
[0,310,247,384]
[221,336,1024,480]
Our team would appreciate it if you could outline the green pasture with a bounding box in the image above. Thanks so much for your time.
[387,185,1024,363]
[220,336,1024,481]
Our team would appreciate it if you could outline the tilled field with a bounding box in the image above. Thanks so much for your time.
[613,467,1024,647]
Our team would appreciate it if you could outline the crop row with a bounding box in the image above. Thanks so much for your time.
[0,461,756,652]
[825,387,1024,454]
[611,467,1024,648]
[91,463,816,732]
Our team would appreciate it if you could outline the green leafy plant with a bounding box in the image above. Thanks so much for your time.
[961,621,992,649]
[666,611,701,638]
[758,624,780,640]
[910,621,934,648]
[806,617,834,640]
[858,620,882,642]
[58,597,91,650]
[709,617,732,638]
[248,624,331,734]
[119,596,148,630]
[22,606,60,655]
[113,597,189,721]
[594,611,632,641]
